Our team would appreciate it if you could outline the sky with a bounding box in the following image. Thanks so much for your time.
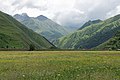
[0,0,120,28]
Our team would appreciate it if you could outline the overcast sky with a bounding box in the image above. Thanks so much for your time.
[0,0,120,27]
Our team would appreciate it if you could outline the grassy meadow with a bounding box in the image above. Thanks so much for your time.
[0,51,120,80]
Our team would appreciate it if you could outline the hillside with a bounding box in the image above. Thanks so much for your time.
[79,19,102,30]
[0,11,55,50]
[55,14,120,49]
[14,14,70,42]
[95,31,120,50]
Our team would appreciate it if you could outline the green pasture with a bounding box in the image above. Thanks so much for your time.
[0,51,119,80]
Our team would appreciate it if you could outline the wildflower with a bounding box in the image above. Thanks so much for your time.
[22,75,25,77]
[57,74,61,76]
[77,74,80,77]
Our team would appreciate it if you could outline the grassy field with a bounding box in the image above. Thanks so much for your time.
[0,51,120,80]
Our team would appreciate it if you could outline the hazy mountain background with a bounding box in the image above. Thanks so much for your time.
[14,13,75,42]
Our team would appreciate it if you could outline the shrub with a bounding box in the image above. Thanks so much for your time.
[29,44,35,51]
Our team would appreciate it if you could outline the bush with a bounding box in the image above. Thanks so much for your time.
[29,44,35,51]
[6,45,9,48]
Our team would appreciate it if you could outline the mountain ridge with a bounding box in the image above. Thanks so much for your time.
[54,14,120,49]
[14,13,70,42]
[0,11,55,50]
[79,19,102,30]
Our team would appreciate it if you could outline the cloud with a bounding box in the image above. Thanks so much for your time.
[0,0,120,28]
[12,0,48,11]
[0,0,15,14]
[53,8,85,27]
[74,0,120,20]
[106,5,120,18]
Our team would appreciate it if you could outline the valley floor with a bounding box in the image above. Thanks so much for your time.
[0,51,120,80]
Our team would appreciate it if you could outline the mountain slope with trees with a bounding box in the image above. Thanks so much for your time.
[95,31,120,50]
[79,19,102,30]
[54,14,120,49]
[0,11,55,50]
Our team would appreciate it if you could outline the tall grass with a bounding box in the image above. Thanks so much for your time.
[0,51,119,80]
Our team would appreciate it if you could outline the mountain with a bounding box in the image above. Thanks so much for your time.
[54,14,120,49]
[37,15,48,21]
[14,13,29,22]
[79,19,102,30]
[0,11,55,50]
[14,13,70,42]
[95,31,120,50]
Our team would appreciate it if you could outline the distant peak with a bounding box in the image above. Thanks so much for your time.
[37,15,48,21]
[14,14,20,17]
[21,13,29,17]
[14,13,29,18]
[88,19,102,22]
[79,19,102,30]
[38,15,46,17]
[13,13,29,21]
